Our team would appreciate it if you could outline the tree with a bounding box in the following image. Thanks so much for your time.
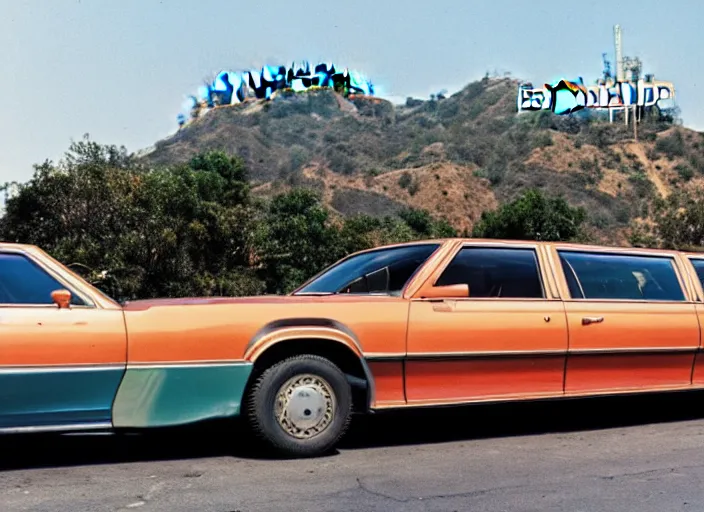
[472,189,586,242]
[0,137,261,301]
[253,188,340,294]
[652,191,704,250]
[397,208,456,238]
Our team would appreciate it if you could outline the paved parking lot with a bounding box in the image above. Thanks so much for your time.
[3,392,704,511]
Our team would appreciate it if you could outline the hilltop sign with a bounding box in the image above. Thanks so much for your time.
[517,78,675,115]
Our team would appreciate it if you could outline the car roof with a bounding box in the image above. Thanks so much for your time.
[0,242,37,252]
[360,238,688,256]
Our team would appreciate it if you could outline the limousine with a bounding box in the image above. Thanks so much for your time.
[2,239,704,457]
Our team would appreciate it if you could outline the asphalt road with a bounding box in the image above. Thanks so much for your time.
[3,392,704,512]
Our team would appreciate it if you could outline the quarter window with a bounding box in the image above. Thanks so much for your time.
[689,259,704,288]
[0,253,85,306]
[435,247,544,298]
[558,251,685,301]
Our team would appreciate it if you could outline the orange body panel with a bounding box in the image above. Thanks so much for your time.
[122,296,409,364]
[0,307,126,366]
[691,304,704,385]
[405,357,565,403]
[566,353,696,392]
[405,300,568,401]
[563,301,699,391]
[367,361,405,405]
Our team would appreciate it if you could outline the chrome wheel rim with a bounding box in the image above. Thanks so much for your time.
[274,374,336,440]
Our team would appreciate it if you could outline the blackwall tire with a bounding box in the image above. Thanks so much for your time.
[247,354,352,458]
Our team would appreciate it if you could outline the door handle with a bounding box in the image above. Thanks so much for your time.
[582,316,604,326]
[431,300,456,312]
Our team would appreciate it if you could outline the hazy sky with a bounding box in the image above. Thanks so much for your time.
[1,0,702,184]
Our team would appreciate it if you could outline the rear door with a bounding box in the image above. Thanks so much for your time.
[681,255,704,385]
[550,247,699,394]
[405,242,568,405]
[0,250,127,430]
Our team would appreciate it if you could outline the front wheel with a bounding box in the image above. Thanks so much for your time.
[246,354,352,458]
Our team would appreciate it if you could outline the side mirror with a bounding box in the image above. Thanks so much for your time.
[51,289,72,309]
[421,283,469,299]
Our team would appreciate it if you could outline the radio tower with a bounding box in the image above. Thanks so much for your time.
[614,24,624,82]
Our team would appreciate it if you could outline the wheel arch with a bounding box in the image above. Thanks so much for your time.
[244,319,375,412]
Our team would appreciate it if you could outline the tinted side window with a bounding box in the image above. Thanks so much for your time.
[435,247,544,298]
[558,251,685,301]
[0,253,85,305]
[298,244,440,295]
[689,259,704,288]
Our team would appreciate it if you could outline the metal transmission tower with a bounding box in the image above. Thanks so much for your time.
[614,24,624,82]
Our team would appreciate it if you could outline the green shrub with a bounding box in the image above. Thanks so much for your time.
[398,172,412,189]
[676,164,694,182]
[655,131,685,159]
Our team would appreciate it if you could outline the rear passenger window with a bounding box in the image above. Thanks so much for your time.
[689,259,704,287]
[558,251,685,301]
[435,247,544,298]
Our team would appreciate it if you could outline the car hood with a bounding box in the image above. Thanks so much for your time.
[121,295,321,311]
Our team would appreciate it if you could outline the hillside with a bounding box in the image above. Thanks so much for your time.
[145,77,704,243]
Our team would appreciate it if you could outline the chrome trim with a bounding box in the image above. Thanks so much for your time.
[555,246,681,259]
[126,360,252,370]
[405,350,566,359]
[569,346,697,355]
[564,298,696,304]
[411,297,555,303]
[372,384,704,411]
[0,364,125,374]
[365,353,404,361]
[368,346,702,361]
[0,422,113,434]
[461,241,540,250]
[0,304,95,309]
[0,361,255,373]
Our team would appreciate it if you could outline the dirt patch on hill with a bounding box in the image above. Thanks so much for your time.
[622,142,670,198]
[524,133,602,173]
[297,162,497,233]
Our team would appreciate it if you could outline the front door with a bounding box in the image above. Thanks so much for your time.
[405,243,568,405]
[553,248,700,394]
[0,250,127,429]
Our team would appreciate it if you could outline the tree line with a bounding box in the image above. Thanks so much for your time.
[1,137,702,302]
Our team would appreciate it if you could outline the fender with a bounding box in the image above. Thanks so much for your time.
[244,318,376,409]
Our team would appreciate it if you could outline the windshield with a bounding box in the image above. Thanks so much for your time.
[295,243,440,296]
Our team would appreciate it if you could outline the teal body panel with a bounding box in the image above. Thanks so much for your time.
[112,363,253,428]
[0,366,125,428]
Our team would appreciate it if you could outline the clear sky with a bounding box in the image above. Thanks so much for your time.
[1,0,702,184]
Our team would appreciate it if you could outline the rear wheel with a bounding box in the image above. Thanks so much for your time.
[246,355,352,457]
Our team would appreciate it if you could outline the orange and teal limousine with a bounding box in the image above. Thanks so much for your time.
[2,239,704,457]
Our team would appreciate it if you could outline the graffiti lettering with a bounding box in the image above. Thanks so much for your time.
[179,61,374,127]
[517,78,675,114]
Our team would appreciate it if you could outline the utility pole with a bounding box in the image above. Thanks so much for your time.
[633,104,638,141]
